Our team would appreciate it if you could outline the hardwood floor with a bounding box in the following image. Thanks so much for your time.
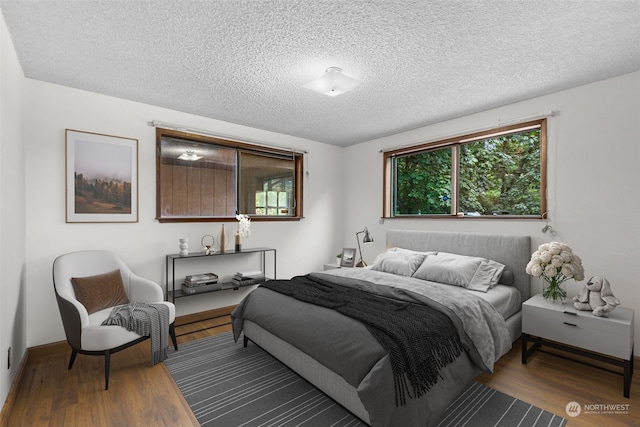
[1,306,638,426]
[476,343,640,427]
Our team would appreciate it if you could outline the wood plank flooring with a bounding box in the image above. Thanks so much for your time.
[1,306,638,426]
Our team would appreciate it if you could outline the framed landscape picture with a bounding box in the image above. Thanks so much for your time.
[340,248,356,268]
[65,129,138,223]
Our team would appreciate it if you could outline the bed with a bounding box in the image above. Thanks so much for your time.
[231,229,531,426]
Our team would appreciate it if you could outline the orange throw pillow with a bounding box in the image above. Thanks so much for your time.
[71,269,130,314]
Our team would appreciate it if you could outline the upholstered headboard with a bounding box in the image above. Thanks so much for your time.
[386,229,532,301]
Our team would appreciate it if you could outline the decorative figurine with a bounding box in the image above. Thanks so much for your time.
[179,238,189,256]
[201,235,215,255]
[573,276,620,317]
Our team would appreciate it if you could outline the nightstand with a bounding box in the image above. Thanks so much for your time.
[522,293,634,397]
[323,263,341,271]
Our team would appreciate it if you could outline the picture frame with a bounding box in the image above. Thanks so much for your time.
[65,129,138,223]
[340,248,356,268]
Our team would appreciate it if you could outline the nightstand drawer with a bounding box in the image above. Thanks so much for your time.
[523,295,634,360]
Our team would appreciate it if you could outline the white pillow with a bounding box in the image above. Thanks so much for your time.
[412,252,506,290]
[412,252,484,287]
[371,250,428,277]
[387,247,437,257]
[467,259,507,292]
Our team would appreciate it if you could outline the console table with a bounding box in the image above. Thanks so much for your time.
[165,247,276,303]
[522,293,634,397]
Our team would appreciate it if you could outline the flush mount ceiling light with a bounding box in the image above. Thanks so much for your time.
[303,67,361,97]
[177,150,203,161]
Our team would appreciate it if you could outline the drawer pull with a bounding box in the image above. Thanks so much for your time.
[563,311,577,316]
[563,322,577,327]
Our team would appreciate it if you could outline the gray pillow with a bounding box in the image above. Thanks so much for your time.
[499,269,515,286]
[371,250,428,277]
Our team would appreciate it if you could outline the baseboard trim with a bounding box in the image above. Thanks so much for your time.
[0,347,30,427]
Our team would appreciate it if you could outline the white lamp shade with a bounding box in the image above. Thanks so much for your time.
[303,67,360,97]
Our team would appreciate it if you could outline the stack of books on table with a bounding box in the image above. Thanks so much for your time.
[231,270,265,289]
[181,273,220,294]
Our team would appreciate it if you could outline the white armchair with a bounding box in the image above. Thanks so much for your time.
[53,250,177,390]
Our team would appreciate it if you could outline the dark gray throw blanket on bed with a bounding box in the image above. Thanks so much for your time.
[101,302,170,365]
[260,274,464,406]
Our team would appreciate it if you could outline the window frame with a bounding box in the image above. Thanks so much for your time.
[383,119,547,219]
[156,128,303,223]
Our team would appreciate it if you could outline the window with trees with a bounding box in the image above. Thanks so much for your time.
[156,128,303,222]
[383,119,546,218]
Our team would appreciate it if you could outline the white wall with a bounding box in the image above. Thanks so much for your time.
[24,79,345,347]
[344,70,640,344]
[0,9,26,409]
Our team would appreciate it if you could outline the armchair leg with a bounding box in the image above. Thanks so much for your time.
[104,350,111,390]
[68,350,78,370]
[169,322,178,350]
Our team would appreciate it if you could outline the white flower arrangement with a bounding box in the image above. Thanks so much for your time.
[526,242,585,301]
[236,214,251,238]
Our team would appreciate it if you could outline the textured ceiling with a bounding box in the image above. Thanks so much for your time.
[1,1,639,147]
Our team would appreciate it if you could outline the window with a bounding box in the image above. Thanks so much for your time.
[383,119,546,218]
[156,128,303,222]
[238,152,296,216]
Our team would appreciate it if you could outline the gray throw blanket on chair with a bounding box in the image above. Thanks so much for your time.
[102,302,170,365]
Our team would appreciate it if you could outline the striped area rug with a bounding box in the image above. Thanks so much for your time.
[165,333,566,427]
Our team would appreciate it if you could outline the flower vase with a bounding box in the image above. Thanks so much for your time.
[179,238,189,256]
[542,278,567,303]
[235,231,242,252]
[217,224,229,253]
